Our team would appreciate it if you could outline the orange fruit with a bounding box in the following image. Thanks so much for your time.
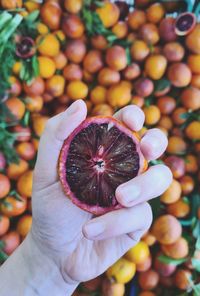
[172,107,187,125]
[63,63,83,81]
[163,42,185,62]
[17,170,33,198]
[0,196,27,217]
[90,86,107,105]
[143,105,161,125]
[1,0,22,9]
[157,96,176,114]
[131,96,144,108]
[167,136,187,154]
[0,215,10,236]
[174,269,192,290]
[140,23,160,45]
[142,232,156,246]
[12,61,22,75]
[158,115,173,130]
[37,33,60,57]
[107,81,131,108]
[186,24,200,54]
[53,52,67,70]
[123,63,141,80]
[145,54,167,80]
[16,142,36,161]
[91,104,113,116]
[23,77,45,96]
[152,214,182,245]
[0,174,10,199]
[185,121,200,140]
[1,231,20,255]
[64,39,86,63]
[38,56,56,79]
[5,97,25,121]
[185,154,198,173]
[128,10,146,30]
[45,75,65,97]
[40,1,62,30]
[83,69,93,83]
[187,54,200,74]
[160,179,181,205]
[32,114,49,137]
[6,158,29,180]
[8,76,22,97]
[138,269,159,291]
[191,74,200,88]
[37,22,49,35]
[125,241,150,264]
[64,0,83,14]
[25,95,43,112]
[17,215,32,237]
[180,175,194,195]
[136,255,152,272]
[112,21,128,39]
[98,67,120,86]
[146,3,165,24]
[83,50,103,73]
[62,14,84,39]
[131,40,150,62]
[106,258,136,284]
[24,1,40,12]
[167,199,190,218]
[67,81,88,100]
[106,46,127,71]
[167,63,192,87]
[102,279,125,296]
[96,2,119,28]
[181,87,200,111]
[91,35,108,50]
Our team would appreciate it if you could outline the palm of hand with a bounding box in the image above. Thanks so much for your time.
[31,100,172,285]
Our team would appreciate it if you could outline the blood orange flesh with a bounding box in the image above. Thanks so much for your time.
[59,116,145,215]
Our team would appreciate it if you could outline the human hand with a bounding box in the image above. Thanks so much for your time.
[30,100,172,291]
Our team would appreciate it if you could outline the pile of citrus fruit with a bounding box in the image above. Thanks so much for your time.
[0,0,200,295]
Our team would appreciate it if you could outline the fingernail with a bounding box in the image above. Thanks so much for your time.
[117,185,141,204]
[84,221,105,238]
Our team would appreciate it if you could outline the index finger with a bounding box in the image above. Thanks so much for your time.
[34,100,87,191]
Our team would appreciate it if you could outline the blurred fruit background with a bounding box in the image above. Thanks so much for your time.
[0,0,200,295]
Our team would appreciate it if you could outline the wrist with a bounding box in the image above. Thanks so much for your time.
[0,231,78,296]
[23,231,79,295]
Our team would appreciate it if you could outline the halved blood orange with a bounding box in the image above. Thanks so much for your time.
[58,116,147,215]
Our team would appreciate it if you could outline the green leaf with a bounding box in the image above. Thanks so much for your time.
[21,110,30,127]
[32,55,39,78]
[25,10,40,24]
[182,196,190,204]
[195,236,200,250]
[191,258,200,272]
[193,220,200,238]
[149,159,164,166]
[125,47,132,65]
[158,254,188,266]
[154,78,171,93]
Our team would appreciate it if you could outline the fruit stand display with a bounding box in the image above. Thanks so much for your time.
[0,0,200,295]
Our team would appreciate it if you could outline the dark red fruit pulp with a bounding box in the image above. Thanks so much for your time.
[65,122,139,208]
[16,37,35,59]
[175,13,196,34]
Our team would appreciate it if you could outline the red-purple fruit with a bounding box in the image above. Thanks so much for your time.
[175,12,196,36]
[154,252,176,277]
[16,37,35,59]
[58,117,147,215]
